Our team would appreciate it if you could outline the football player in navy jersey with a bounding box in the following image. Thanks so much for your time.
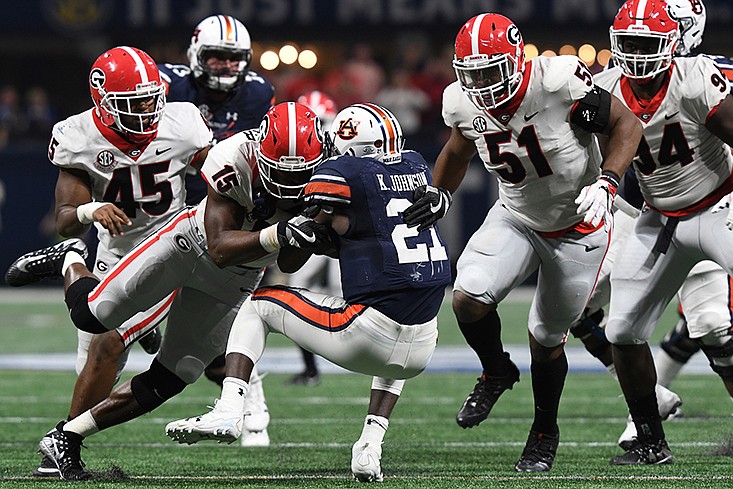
[166,104,451,483]
[158,14,275,205]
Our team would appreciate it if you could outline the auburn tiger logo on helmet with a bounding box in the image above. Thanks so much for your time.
[336,118,359,140]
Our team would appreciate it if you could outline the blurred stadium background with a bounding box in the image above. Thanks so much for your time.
[0,0,730,274]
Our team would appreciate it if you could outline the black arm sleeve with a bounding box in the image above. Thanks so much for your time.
[570,85,612,133]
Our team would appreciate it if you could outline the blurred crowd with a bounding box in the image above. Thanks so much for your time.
[0,85,57,149]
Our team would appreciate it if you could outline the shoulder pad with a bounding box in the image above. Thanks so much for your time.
[541,55,580,93]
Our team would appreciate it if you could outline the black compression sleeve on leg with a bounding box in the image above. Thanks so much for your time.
[458,310,512,376]
[530,352,568,436]
[131,359,187,412]
[65,277,108,334]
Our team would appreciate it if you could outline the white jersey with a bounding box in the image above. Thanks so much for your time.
[195,128,291,269]
[443,55,603,232]
[594,56,733,213]
[50,102,212,256]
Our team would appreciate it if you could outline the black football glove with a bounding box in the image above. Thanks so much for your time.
[276,215,331,250]
[403,185,452,232]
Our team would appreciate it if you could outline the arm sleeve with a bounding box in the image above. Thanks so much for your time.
[304,165,351,207]
[569,85,612,133]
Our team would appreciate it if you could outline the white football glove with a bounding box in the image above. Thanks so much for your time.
[575,173,619,231]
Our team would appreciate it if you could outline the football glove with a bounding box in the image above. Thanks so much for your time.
[403,185,452,232]
[276,215,331,250]
[575,172,619,231]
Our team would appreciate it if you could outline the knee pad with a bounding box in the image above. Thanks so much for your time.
[66,277,108,334]
[698,333,733,368]
[570,309,606,340]
[660,317,700,362]
[130,359,187,412]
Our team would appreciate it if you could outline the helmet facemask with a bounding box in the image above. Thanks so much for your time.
[454,52,523,110]
[195,46,251,92]
[256,151,323,200]
[610,27,679,80]
[97,82,166,140]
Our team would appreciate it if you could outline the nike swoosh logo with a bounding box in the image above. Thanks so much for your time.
[524,111,539,121]
[664,112,679,120]
[584,245,600,252]
[156,147,172,156]
[293,227,316,243]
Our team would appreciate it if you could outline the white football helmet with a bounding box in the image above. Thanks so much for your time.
[666,0,706,56]
[187,15,252,92]
[330,104,404,164]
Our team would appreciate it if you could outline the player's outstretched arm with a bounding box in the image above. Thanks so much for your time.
[598,94,643,179]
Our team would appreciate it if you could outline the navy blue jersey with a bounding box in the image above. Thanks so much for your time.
[158,64,274,143]
[158,63,274,204]
[305,151,451,324]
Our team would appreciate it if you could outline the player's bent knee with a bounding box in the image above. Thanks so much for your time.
[130,359,187,412]
[66,277,108,334]
[660,318,700,361]
[698,333,733,378]
[452,290,493,322]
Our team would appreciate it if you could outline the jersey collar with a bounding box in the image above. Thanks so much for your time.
[487,59,533,126]
[92,111,153,161]
[619,66,674,124]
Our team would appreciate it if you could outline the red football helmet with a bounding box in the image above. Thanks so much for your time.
[453,13,526,110]
[297,91,338,131]
[256,102,325,199]
[89,46,166,141]
[610,0,680,80]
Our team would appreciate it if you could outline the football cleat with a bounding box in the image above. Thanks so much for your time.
[243,374,270,433]
[610,439,673,465]
[5,238,88,287]
[240,428,270,447]
[456,361,520,428]
[351,441,384,482]
[618,385,682,450]
[33,455,61,478]
[287,370,321,386]
[138,326,162,355]
[515,430,559,472]
[165,400,243,445]
[37,421,91,481]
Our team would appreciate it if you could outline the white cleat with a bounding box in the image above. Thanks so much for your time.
[244,374,270,433]
[618,385,683,450]
[165,400,243,445]
[351,441,384,482]
[240,428,270,447]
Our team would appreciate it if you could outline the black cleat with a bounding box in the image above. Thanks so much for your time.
[287,370,320,386]
[5,238,88,287]
[37,421,92,481]
[456,361,520,428]
[138,326,162,354]
[32,455,61,478]
[610,438,673,465]
[515,430,559,472]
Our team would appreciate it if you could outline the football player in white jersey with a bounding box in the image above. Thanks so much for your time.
[592,0,733,465]
[4,45,212,478]
[6,102,331,480]
[403,13,642,472]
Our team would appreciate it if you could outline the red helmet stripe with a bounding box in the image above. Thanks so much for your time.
[119,46,150,84]
[288,101,297,157]
[471,13,487,55]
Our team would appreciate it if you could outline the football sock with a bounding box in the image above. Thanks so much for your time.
[62,251,85,276]
[458,310,512,376]
[628,391,665,441]
[218,377,249,414]
[359,415,389,446]
[529,352,568,436]
[63,410,99,438]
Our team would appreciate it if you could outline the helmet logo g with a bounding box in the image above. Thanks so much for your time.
[89,68,106,90]
[336,118,359,140]
[506,24,521,46]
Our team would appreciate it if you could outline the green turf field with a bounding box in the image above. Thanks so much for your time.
[0,288,731,487]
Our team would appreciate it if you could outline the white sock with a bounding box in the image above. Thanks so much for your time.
[655,350,684,387]
[359,415,389,446]
[217,377,249,414]
[61,251,85,276]
[63,410,99,438]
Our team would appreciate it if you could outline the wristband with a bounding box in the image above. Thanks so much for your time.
[259,223,281,253]
[76,202,106,225]
[600,170,620,190]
